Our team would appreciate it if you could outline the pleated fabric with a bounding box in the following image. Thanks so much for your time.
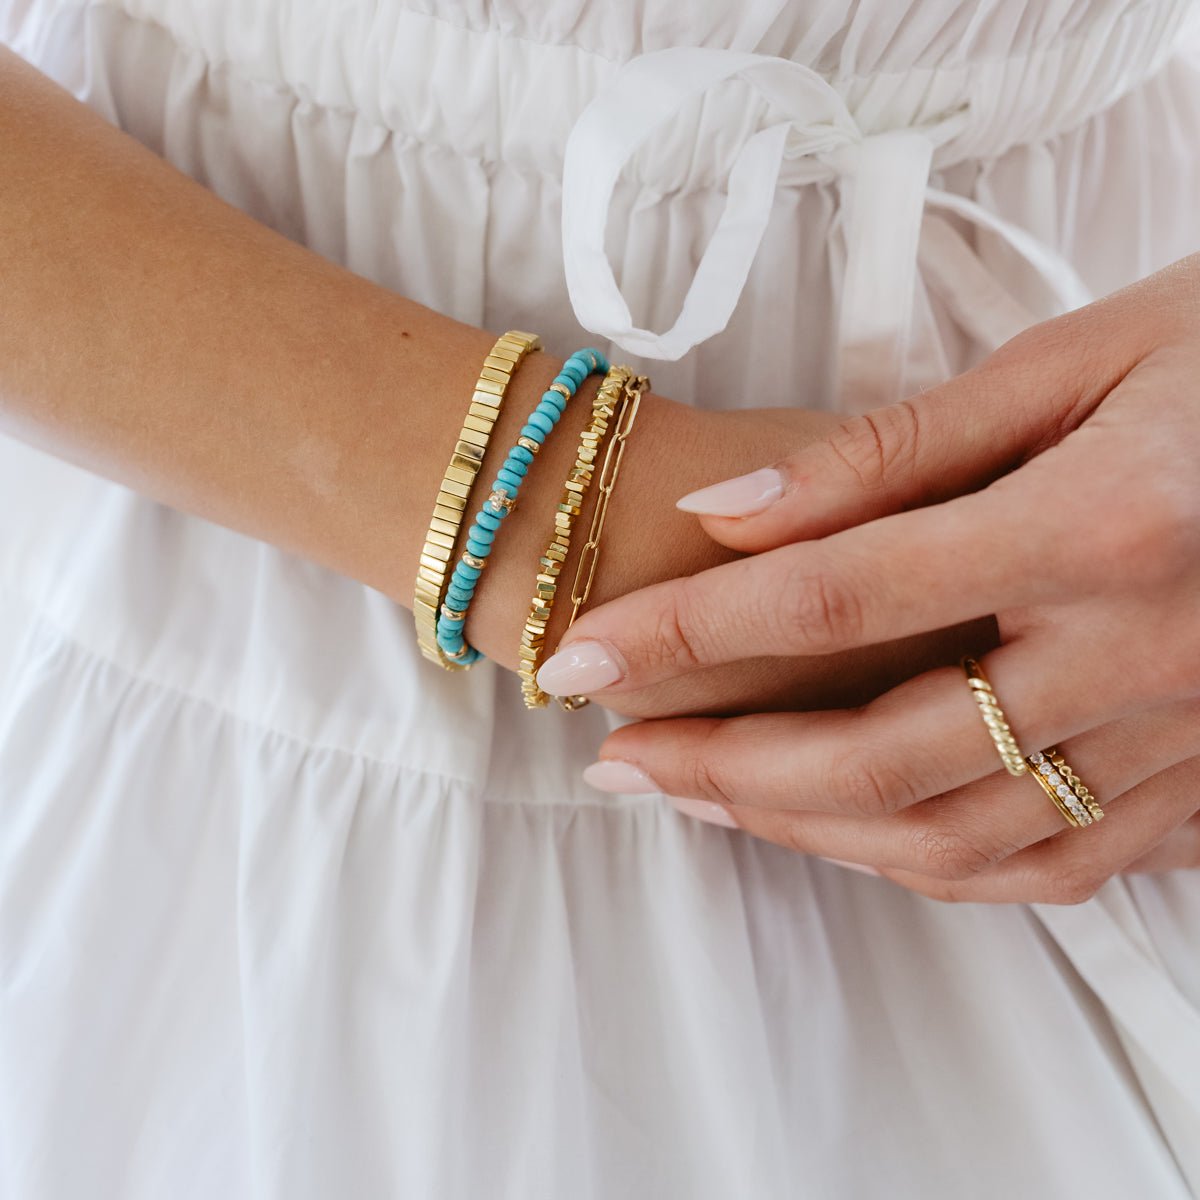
[2,3,1200,1197]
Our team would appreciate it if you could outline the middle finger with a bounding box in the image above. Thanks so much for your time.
[597,635,1166,818]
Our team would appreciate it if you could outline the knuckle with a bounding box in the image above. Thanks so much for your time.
[906,822,1002,881]
[1041,864,1105,906]
[642,585,705,675]
[1098,495,1188,585]
[687,754,740,809]
[895,876,973,905]
[824,747,917,817]
[822,402,922,494]
[777,817,818,858]
[1084,440,1200,589]
[776,559,864,652]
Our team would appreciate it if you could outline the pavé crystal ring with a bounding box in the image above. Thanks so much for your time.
[1025,748,1105,828]
[961,657,1028,777]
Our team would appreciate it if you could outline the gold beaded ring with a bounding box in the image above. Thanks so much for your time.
[961,656,1028,776]
[518,364,633,708]
[413,330,541,670]
[1024,751,1089,827]
[1028,747,1105,826]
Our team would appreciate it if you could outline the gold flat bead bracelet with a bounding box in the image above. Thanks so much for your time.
[413,330,541,670]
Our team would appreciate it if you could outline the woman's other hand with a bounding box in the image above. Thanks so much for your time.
[540,254,1200,901]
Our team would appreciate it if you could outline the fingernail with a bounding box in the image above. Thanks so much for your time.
[676,467,785,517]
[818,857,880,877]
[537,640,625,695]
[666,795,738,829]
[582,760,659,795]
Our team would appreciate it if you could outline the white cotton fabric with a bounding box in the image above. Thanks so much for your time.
[2,2,1200,1197]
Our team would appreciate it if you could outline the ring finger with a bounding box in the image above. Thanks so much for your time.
[596,633,1179,820]
[726,697,1200,879]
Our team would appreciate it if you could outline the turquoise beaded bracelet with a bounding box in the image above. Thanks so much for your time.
[435,347,610,665]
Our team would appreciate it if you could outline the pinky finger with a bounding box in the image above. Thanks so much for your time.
[878,755,1200,905]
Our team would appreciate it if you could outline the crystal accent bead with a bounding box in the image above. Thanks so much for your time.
[1039,763,1053,776]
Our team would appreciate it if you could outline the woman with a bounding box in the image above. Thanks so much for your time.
[1,2,1198,1197]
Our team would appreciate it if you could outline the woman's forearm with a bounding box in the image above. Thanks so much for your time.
[0,44,648,666]
[0,45,853,689]
[0,50,515,568]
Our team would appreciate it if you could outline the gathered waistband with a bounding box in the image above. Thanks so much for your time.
[6,0,1192,194]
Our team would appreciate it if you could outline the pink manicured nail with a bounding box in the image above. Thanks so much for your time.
[819,857,880,877]
[667,795,738,828]
[676,467,785,517]
[582,760,659,795]
[537,640,625,695]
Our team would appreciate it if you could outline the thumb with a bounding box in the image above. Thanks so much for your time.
[676,315,1129,553]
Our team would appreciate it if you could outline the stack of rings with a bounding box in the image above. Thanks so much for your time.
[1025,749,1106,827]
[960,657,1106,828]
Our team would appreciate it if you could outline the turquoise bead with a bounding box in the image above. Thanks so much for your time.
[435,344,606,670]
[527,410,554,436]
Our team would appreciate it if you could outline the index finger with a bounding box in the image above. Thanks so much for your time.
[535,458,1095,698]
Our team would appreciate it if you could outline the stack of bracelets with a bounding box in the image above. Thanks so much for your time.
[413,330,649,710]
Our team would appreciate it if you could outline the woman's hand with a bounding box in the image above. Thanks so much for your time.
[536,254,1200,902]
[485,397,996,719]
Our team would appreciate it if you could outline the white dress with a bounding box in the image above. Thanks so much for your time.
[3,2,1200,1196]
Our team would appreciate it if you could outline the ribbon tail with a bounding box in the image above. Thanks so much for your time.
[834,130,933,413]
[926,186,1093,315]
